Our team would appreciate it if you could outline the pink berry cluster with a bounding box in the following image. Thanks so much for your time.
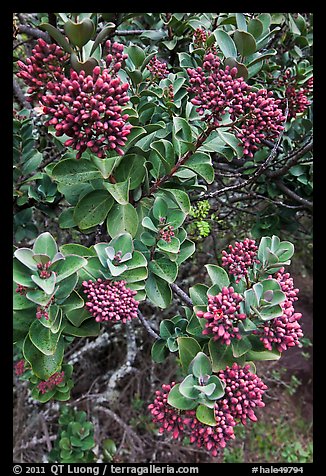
[218,363,267,425]
[159,225,175,243]
[149,365,267,456]
[15,284,27,295]
[148,382,235,455]
[193,28,208,48]
[82,278,139,323]
[42,65,132,159]
[187,52,286,157]
[15,359,26,376]
[196,287,247,345]
[17,38,68,103]
[37,371,65,394]
[187,54,248,126]
[257,268,303,353]
[36,296,54,320]
[37,261,52,279]
[163,84,174,102]
[277,70,313,119]
[235,89,286,157]
[148,382,191,439]
[184,402,236,453]
[146,56,169,80]
[221,238,260,283]
[104,40,128,74]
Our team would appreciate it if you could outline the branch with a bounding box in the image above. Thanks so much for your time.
[114,29,148,35]
[274,180,313,210]
[13,79,32,110]
[267,139,313,178]
[137,310,160,339]
[95,406,144,451]
[68,331,111,365]
[17,24,51,42]
[170,283,193,307]
[147,125,215,196]
[97,321,137,403]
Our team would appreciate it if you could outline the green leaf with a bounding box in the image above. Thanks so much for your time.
[114,154,146,190]
[59,208,76,229]
[258,304,284,321]
[177,336,202,372]
[90,155,122,179]
[142,217,158,233]
[74,190,114,229]
[39,23,73,53]
[54,273,78,302]
[90,23,116,56]
[14,248,38,270]
[213,29,237,58]
[150,140,176,173]
[63,319,100,337]
[208,340,245,372]
[205,264,230,290]
[31,273,56,295]
[151,339,169,363]
[246,348,281,361]
[104,179,130,205]
[179,374,200,399]
[231,336,252,357]
[176,239,195,265]
[66,307,92,327]
[60,244,96,258]
[257,13,271,31]
[29,319,63,355]
[189,351,212,378]
[60,291,85,312]
[106,203,139,238]
[13,289,36,310]
[236,13,247,31]
[145,273,172,309]
[13,259,34,287]
[26,289,53,307]
[164,189,191,214]
[196,405,217,426]
[126,44,145,68]
[216,129,244,158]
[186,313,206,337]
[149,258,178,284]
[50,255,87,283]
[70,54,99,75]
[153,196,168,220]
[52,159,102,185]
[206,375,225,400]
[172,117,193,157]
[64,18,95,48]
[183,152,214,184]
[276,241,294,261]
[257,236,272,263]
[23,334,64,380]
[167,383,198,410]
[159,320,175,339]
[157,236,180,254]
[234,30,257,57]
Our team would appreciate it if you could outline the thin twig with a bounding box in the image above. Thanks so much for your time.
[95,406,144,450]
[275,180,313,210]
[137,310,159,339]
[17,24,51,43]
[170,283,193,307]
